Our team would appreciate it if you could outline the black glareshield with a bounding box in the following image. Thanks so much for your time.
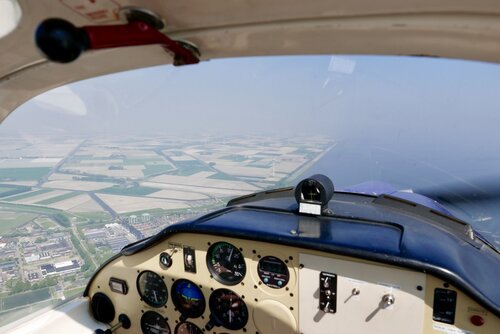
[35,18,90,63]
[295,174,334,212]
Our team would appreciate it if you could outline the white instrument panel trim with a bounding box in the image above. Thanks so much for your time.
[299,253,426,334]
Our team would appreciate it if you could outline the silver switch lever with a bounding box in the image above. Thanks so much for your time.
[382,294,395,308]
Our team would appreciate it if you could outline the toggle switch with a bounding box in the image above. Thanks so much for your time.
[382,294,395,308]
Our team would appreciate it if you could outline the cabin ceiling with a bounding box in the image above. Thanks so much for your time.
[2,0,500,121]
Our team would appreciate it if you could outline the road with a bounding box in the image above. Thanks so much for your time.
[71,223,98,270]
[89,192,118,219]
[36,139,87,187]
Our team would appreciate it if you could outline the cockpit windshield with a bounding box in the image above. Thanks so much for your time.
[0,55,499,324]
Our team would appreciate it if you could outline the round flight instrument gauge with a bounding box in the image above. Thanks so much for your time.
[175,321,203,334]
[171,279,205,318]
[206,242,246,285]
[208,288,248,330]
[137,270,168,307]
[257,256,290,289]
[141,311,171,334]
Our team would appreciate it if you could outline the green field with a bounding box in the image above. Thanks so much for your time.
[0,299,59,327]
[0,211,38,234]
[35,192,80,205]
[248,159,272,167]
[208,172,239,181]
[63,287,85,299]
[0,167,51,181]
[123,158,163,165]
[73,211,112,222]
[143,164,173,177]
[170,160,210,176]
[0,184,31,198]
[4,189,51,202]
[35,217,58,229]
[0,288,51,310]
[0,202,70,219]
[221,154,248,162]
[99,185,159,196]
[124,208,172,216]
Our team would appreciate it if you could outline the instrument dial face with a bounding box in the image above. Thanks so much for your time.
[209,288,248,330]
[137,270,168,307]
[171,279,205,318]
[206,242,246,285]
[141,311,171,334]
[175,321,203,334]
[257,256,290,289]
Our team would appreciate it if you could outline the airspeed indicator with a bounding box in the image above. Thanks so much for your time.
[206,242,246,285]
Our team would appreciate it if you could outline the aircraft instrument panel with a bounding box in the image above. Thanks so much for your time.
[86,233,498,334]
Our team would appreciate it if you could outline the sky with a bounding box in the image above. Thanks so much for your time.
[3,55,500,142]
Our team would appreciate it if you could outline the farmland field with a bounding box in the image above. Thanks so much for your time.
[99,185,159,196]
[170,160,210,176]
[73,211,111,221]
[0,211,38,234]
[143,164,173,177]
[36,192,80,205]
[0,184,31,198]
[63,287,85,299]
[0,288,51,310]
[3,189,51,202]
[0,167,51,181]
[123,158,162,165]
[36,217,58,229]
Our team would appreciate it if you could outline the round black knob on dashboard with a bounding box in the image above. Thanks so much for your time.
[91,292,115,323]
[118,314,131,329]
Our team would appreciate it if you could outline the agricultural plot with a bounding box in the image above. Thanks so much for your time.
[63,287,85,299]
[142,164,173,177]
[96,193,189,214]
[61,165,144,179]
[2,189,51,202]
[169,160,211,176]
[149,174,260,192]
[0,167,51,181]
[0,288,51,310]
[99,185,160,196]
[35,192,80,205]
[45,194,92,211]
[141,181,252,198]
[0,211,38,234]
[147,189,209,201]
[35,217,58,229]
[0,184,31,198]
[123,157,163,165]
[69,200,108,216]
[42,180,114,191]
[14,190,69,205]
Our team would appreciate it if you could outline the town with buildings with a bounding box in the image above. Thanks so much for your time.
[0,134,333,323]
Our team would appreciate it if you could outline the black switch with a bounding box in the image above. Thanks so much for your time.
[319,272,337,313]
[433,288,457,324]
[183,246,197,273]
